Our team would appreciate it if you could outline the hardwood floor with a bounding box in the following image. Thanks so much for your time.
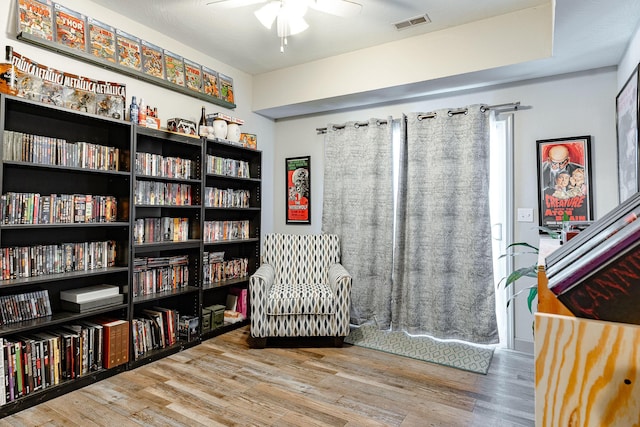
[0,326,535,426]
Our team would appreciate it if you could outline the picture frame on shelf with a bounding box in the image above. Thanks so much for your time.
[536,136,593,231]
[616,64,639,204]
[285,156,311,225]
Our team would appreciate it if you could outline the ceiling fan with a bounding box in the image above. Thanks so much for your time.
[207,0,363,52]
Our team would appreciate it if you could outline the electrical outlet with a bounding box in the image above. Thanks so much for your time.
[517,208,534,223]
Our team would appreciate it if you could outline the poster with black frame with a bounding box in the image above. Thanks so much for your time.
[537,136,593,230]
[616,64,639,204]
[286,156,311,225]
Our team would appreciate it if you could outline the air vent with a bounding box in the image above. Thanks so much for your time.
[393,14,431,31]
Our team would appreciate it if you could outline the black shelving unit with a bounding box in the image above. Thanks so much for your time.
[0,95,262,417]
[201,137,261,339]
[130,126,203,366]
[0,94,132,417]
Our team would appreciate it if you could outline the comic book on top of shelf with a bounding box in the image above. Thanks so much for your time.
[202,65,220,99]
[62,72,97,114]
[53,3,86,53]
[116,29,142,71]
[16,0,54,41]
[141,40,164,79]
[164,49,185,87]
[94,80,126,120]
[184,58,202,93]
[218,72,234,104]
[87,17,116,63]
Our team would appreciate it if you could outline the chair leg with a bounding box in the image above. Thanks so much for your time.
[333,336,345,348]
[250,336,267,349]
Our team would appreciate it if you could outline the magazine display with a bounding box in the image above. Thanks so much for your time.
[141,40,164,79]
[54,3,86,52]
[13,0,235,105]
[202,66,220,98]
[184,58,202,93]
[219,73,234,104]
[88,17,116,63]
[116,29,141,71]
[16,0,54,41]
[164,50,185,87]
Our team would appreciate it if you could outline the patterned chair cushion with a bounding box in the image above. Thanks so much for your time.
[267,282,336,315]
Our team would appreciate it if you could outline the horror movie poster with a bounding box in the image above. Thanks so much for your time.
[286,156,311,225]
[536,136,593,230]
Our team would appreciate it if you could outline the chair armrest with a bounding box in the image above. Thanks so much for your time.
[249,263,275,338]
[328,263,352,292]
[250,263,275,305]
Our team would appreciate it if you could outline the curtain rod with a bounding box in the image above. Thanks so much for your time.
[315,102,521,134]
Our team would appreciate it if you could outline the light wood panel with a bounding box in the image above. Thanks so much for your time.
[2,327,535,426]
[535,313,640,427]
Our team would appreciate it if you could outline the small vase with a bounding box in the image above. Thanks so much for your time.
[226,123,241,142]
[212,119,227,139]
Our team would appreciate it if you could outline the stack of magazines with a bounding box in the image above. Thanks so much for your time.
[546,191,640,325]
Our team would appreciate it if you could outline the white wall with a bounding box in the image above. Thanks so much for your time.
[0,0,277,236]
[272,67,618,350]
[618,21,640,90]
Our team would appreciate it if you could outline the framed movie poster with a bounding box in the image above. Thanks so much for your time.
[286,156,311,225]
[536,136,593,230]
[616,64,639,204]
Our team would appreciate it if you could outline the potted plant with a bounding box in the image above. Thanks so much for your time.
[500,228,560,313]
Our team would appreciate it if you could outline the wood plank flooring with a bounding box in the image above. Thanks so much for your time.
[0,326,535,426]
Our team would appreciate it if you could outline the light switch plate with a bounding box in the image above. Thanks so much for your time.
[517,208,534,222]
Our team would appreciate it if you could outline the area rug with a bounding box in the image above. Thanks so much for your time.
[344,324,495,375]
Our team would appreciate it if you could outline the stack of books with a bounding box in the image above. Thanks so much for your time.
[60,284,123,313]
[546,191,640,324]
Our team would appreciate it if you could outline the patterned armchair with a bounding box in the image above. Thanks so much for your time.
[249,233,352,348]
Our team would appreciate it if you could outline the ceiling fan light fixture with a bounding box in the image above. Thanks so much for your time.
[254,1,281,29]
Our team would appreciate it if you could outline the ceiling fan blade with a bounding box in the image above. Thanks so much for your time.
[308,0,362,17]
[206,0,267,8]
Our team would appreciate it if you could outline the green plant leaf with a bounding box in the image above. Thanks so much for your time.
[503,265,538,287]
[505,242,539,252]
[527,287,538,313]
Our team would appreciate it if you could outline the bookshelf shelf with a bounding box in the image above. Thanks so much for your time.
[0,266,129,288]
[131,286,200,305]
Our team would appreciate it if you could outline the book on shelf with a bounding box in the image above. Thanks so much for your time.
[87,17,116,63]
[96,318,129,369]
[53,3,87,53]
[141,39,164,79]
[16,0,54,42]
[184,58,202,93]
[115,29,141,71]
[202,66,220,98]
[229,287,248,318]
[60,284,120,304]
[164,49,185,87]
[178,315,199,342]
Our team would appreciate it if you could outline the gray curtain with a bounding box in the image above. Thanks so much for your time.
[322,118,394,328]
[392,107,498,344]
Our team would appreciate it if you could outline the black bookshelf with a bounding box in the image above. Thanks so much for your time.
[0,94,262,416]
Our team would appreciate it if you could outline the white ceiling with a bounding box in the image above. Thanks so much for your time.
[88,0,640,116]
